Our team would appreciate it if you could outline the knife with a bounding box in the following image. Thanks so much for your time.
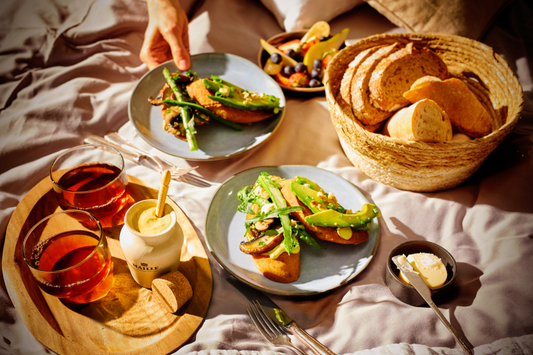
[391,256,474,355]
[227,276,337,355]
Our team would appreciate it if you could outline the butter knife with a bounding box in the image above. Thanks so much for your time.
[391,255,474,355]
[227,276,337,355]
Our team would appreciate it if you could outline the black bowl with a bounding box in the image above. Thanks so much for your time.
[386,240,457,306]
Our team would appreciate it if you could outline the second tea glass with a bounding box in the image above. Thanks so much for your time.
[22,210,114,304]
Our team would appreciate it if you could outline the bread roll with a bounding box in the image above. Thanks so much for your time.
[383,98,452,142]
[452,133,472,142]
[403,76,492,138]
[369,43,448,112]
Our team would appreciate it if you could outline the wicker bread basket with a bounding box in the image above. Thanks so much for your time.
[325,33,523,192]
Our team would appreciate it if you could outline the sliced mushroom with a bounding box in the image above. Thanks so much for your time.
[239,233,283,255]
[255,218,274,231]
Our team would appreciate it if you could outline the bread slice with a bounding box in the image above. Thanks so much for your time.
[338,46,384,131]
[383,98,452,142]
[340,46,383,107]
[369,42,448,112]
[350,43,400,126]
[279,180,369,245]
[244,213,300,283]
[186,80,275,124]
[252,253,300,283]
[403,76,492,138]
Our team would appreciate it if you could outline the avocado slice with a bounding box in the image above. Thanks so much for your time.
[304,203,380,228]
[202,77,281,111]
[294,176,326,194]
[289,181,327,213]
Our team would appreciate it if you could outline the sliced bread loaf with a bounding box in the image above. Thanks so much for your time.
[350,43,400,126]
[403,76,492,138]
[369,43,448,112]
[338,46,384,131]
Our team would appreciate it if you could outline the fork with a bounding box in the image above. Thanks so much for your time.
[247,300,307,355]
[104,132,211,188]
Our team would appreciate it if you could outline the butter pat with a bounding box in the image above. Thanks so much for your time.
[399,252,447,288]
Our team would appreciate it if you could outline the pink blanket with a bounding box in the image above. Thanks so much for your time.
[1,0,532,354]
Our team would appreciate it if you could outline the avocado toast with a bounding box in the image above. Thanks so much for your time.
[237,173,321,283]
[237,173,379,283]
[280,176,379,245]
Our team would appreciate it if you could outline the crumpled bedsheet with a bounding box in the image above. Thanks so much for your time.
[1,0,532,354]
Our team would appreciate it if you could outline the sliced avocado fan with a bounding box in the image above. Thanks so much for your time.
[203,76,281,112]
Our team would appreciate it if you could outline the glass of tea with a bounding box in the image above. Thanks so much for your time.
[22,210,114,304]
[50,144,129,221]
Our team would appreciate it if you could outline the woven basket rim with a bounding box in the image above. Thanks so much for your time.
[325,32,524,150]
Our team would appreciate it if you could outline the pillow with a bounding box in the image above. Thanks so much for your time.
[365,0,512,40]
[260,0,365,32]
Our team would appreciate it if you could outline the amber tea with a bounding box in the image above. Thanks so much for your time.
[23,210,114,304]
[51,144,128,220]
[55,162,128,218]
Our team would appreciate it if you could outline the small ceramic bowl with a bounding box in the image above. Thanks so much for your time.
[386,240,457,306]
[257,31,325,94]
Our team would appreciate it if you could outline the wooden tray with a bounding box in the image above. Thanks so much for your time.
[2,175,213,354]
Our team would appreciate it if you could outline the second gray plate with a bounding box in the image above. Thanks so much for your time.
[128,53,285,161]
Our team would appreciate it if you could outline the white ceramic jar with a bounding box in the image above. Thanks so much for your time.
[120,199,184,288]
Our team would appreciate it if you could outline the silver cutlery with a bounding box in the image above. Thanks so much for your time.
[247,300,306,355]
[392,255,474,355]
[227,276,337,355]
[84,134,210,188]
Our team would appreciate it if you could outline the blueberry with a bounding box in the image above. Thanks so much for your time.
[295,62,306,73]
[319,36,328,42]
[283,65,295,77]
[313,59,323,69]
[311,68,322,79]
[286,49,297,58]
[270,53,282,64]
[309,79,321,87]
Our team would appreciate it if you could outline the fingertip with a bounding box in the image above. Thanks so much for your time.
[178,59,189,71]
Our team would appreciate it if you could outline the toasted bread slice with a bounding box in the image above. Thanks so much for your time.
[252,253,300,283]
[383,98,452,142]
[244,218,300,283]
[403,76,492,138]
[245,180,300,283]
[350,43,400,126]
[186,80,275,124]
[279,180,369,245]
[369,43,448,112]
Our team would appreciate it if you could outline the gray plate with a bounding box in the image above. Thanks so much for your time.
[128,53,285,161]
[204,165,380,296]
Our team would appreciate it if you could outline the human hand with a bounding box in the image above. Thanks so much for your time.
[140,0,190,71]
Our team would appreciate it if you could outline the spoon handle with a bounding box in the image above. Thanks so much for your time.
[156,170,171,218]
